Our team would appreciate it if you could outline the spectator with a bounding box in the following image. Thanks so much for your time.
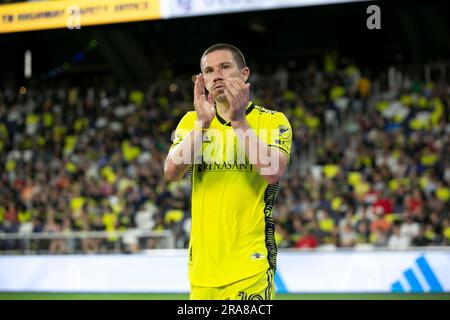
[1,59,449,253]
[400,215,420,244]
[387,223,410,250]
[339,222,357,247]
[412,225,431,246]
[295,226,318,249]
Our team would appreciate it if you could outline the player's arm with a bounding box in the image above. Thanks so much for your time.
[224,78,290,184]
[164,74,216,182]
[164,126,204,182]
[231,119,289,184]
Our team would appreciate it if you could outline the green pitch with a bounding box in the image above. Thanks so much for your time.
[1,293,449,300]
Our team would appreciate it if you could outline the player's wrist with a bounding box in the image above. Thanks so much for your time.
[230,118,249,129]
[194,120,210,130]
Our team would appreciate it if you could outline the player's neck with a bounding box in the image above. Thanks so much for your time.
[215,101,231,123]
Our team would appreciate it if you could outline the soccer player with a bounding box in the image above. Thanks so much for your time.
[164,43,292,300]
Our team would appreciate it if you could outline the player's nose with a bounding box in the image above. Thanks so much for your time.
[213,75,224,85]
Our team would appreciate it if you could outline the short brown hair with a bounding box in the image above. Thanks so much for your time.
[201,43,246,70]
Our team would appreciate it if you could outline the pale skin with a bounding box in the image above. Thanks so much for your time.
[164,49,289,184]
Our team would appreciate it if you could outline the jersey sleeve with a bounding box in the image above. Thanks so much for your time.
[264,111,292,158]
[169,112,196,151]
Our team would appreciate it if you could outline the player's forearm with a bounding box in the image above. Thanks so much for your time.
[231,119,285,184]
[164,129,204,181]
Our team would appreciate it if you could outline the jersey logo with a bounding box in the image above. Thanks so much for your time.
[202,133,212,143]
[251,252,265,260]
[278,125,291,140]
[279,127,289,134]
[197,161,255,173]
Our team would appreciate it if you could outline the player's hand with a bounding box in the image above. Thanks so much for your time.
[223,77,250,122]
[194,73,215,129]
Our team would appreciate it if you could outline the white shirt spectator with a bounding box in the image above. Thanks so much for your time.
[400,220,420,241]
[134,202,158,231]
[387,233,410,250]
[340,225,357,247]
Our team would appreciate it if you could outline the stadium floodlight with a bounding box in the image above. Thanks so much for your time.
[24,49,32,79]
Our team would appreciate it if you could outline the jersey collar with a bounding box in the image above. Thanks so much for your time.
[215,101,255,126]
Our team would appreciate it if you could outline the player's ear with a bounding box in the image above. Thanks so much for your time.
[242,67,250,83]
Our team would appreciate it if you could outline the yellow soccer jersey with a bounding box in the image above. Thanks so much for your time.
[170,101,292,287]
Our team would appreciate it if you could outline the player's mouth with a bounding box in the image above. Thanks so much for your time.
[213,83,225,90]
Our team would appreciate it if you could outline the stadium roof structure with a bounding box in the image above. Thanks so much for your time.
[0,0,449,85]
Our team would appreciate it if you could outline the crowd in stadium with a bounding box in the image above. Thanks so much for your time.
[1,55,449,253]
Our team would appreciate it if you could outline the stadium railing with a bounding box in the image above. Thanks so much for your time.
[0,229,175,254]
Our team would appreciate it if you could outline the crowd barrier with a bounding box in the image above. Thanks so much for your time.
[1,248,449,293]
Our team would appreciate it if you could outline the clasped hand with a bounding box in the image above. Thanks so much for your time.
[223,77,250,122]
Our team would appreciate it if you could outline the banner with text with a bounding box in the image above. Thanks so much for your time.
[0,0,161,33]
[161,0,367,19]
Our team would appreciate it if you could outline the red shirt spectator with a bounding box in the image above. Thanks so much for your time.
[295,233,318,248]
[405,190,423,216]
[5,203,17,222]
[373,198,393,215]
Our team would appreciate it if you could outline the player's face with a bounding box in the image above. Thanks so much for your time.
[200,50,249,103]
